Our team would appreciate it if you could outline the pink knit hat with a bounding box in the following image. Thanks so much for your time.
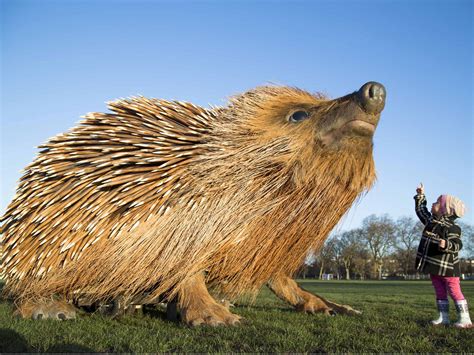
[438,194,466,217]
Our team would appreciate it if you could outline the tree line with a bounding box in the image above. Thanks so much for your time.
[298,214,474,280]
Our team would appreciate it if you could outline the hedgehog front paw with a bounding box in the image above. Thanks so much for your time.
[296,296,361,316]
[177,272,242,326]
[17,299,77,320]
[326,302,362,316]
[180,302,241,327]
[296,296,335,315]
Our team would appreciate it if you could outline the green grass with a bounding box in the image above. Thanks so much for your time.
[1,280,472,352]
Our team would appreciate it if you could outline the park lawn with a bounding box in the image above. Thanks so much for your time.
[0,280,472,353]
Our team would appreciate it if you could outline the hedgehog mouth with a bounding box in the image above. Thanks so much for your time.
[319,116,377,147]
[340,119,375,136]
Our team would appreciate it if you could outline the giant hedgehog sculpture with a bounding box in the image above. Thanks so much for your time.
[1,82,386,325]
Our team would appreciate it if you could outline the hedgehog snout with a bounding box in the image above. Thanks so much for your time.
[317,82,386,147]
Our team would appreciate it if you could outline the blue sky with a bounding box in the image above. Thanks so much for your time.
[1,0,472,230]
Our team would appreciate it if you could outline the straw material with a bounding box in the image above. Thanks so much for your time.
[1,86,376,306]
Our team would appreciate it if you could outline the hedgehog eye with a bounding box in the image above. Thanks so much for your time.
[288,110,309,123]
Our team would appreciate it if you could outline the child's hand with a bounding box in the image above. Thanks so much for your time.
[416,183,424,195]
[439,239,446,249]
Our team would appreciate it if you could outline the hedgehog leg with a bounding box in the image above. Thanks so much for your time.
[109,296,127,318]
[16,298,77,320]
[166,298,178,321]
[268,274,361,316]
[177,273,241,327]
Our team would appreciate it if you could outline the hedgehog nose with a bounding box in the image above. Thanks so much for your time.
[357,82,386,114]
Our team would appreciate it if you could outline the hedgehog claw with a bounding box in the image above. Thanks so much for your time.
[184,308,241,327]
[57,313,66,320]
[19,300,77,320]
[34,313,44,320]
[325,302,362,316]
[207,318,225,327]
[228,317,241,326]
[190,318,205,327]
[179,272,242,327]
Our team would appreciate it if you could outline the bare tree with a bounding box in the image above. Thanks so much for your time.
[315,236,337,279]
[393,216,424,276]
[361,214,396,279]
[329,235,344,280]
[312,220,472,280]
[299,251,317,279]
[352,249,370,280]
[335,229,365,280]
[458,221,474,258]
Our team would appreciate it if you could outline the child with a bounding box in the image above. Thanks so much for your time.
[414,183,472,328]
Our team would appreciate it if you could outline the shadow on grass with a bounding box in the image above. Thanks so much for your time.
[0,328,96,353]
[45,343,96,353]
[237,304,295,313]
[142,304,171,320]
[0,328,28,352]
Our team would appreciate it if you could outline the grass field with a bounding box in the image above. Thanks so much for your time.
[0,280,472,352]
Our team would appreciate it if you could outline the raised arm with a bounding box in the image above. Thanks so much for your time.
[414,183,432,225]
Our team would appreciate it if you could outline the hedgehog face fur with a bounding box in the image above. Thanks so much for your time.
[210,83,384,190]
[1,82,385,306]
[226,85,382,145]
